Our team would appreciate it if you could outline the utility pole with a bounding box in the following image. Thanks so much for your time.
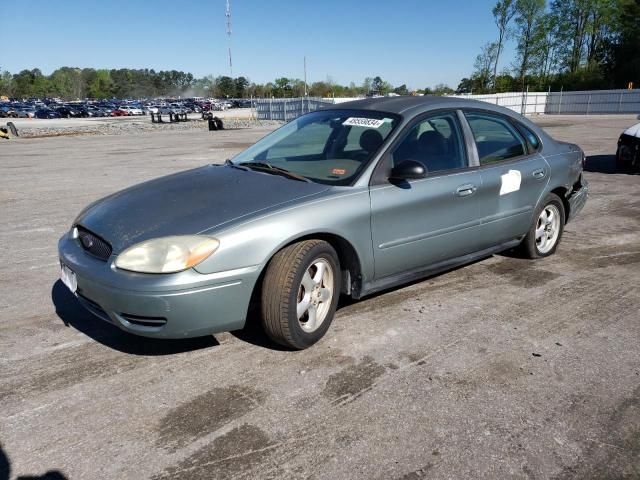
[226,0,233,77]
[303,56,308,97]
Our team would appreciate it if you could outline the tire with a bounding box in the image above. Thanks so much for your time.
[519,193,565,259]
[616,146,629,172]
[261,240,341,350]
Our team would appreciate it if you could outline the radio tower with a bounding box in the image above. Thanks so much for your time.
[225,0,233,77]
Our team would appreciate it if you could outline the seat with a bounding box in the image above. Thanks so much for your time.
[418,130,459,171]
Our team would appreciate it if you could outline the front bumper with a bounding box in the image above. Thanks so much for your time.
[58,233,261,338]
[567,176,589,223]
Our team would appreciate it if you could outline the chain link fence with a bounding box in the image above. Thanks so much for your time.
[454,88,640,115]
[254,97,331,121]
[254,89,640,121]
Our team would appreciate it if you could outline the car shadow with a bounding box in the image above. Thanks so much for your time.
[51,280,219,356]
[337,256,491,309]
[1,444,68,480]
[584,154,638,174]
[230,317,291,352]
[585,154,617,174]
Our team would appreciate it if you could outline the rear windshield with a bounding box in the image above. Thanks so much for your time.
[231,109,399,185]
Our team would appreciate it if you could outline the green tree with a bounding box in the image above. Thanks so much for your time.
[550,0,591,73]
[432,83,454,95]
[215,76,235,97]
[513,0,546,89]
[234,76,249,97]
[393,84,409,95]
[456,78,474,93]
[604,0,640,87]
[0,70,14,96]
[495,73,517,91]
[473,42,500,92]
[585,0,620,65]
[309,81,332,97]
[273,77,292,97]
[531,13,559,88]
[492,0,517,88]
[88,70,114,98]
[371,76,392,95]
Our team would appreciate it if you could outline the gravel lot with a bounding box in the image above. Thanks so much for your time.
[0,115,638,480]
[5,108,263,138]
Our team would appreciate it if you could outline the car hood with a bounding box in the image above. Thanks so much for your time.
[623,122,640,139]
[76,165,330,253]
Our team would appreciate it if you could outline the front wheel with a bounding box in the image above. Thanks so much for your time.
[261,240,341,350]
[519,193,565,259]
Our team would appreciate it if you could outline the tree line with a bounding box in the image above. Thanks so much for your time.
[0,67,454,100]
[461,0,639,93]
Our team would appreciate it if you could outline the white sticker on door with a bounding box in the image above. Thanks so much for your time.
[500,169,522,195]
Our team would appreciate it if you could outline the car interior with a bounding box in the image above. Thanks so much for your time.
[464,113,527,164]
[392,113,466,173]
[252,115,396,185]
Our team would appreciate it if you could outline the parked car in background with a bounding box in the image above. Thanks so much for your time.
[17,107,36,118]
[55,106,83,118]
[143,105,159,114]
[159,104,185,115]
[87,106,107,117]
[0,105,18,118]
[111,108,129,117]
[59,97,588,350]
[35,108,61,119]
[616,116,640,172]
[118,105,144,116]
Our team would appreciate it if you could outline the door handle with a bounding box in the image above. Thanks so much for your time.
[533,169,546,179]
[455,184,477,197]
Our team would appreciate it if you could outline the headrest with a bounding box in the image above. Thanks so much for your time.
[359,129,384,153]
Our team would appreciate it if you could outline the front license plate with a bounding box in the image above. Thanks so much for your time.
[60,264,77,294]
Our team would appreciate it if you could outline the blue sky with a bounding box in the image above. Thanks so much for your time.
[1,0,516,89]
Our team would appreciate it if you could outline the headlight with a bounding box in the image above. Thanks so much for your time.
[115,236,219,273]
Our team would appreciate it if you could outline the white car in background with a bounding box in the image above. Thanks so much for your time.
[118,106,144,116]
[616,115,640,172]
[159,104,186,115]
[17,107,36,118]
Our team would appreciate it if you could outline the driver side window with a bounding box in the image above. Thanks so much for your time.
[392,112,467,173]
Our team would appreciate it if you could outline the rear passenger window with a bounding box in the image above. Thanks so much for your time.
[464,112,527,164]
[518,123,541,151]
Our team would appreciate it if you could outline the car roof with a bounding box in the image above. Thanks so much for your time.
[322,95,548,137]
[323,95,517,118]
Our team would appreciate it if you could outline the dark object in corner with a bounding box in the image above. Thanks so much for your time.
[7,122,19,137]
[208,116,224,131]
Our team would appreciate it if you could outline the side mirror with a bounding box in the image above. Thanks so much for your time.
[390,160,427,180]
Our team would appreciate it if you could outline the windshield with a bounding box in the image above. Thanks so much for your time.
[231,109,399,185]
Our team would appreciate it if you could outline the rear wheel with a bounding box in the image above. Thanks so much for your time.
[519,193,565,259]
[261,240,340,350]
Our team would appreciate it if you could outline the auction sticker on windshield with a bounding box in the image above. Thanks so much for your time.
[60,264,77,294]
[343,117,386,128]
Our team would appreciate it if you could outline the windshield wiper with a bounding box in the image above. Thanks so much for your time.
[239,162,311,183]
[224,159,250,171]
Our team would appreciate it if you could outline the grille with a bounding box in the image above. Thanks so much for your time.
[76,226,112,261]
[120,313,167,328]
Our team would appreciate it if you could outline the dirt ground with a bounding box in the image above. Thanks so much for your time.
[0,115,638,480]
